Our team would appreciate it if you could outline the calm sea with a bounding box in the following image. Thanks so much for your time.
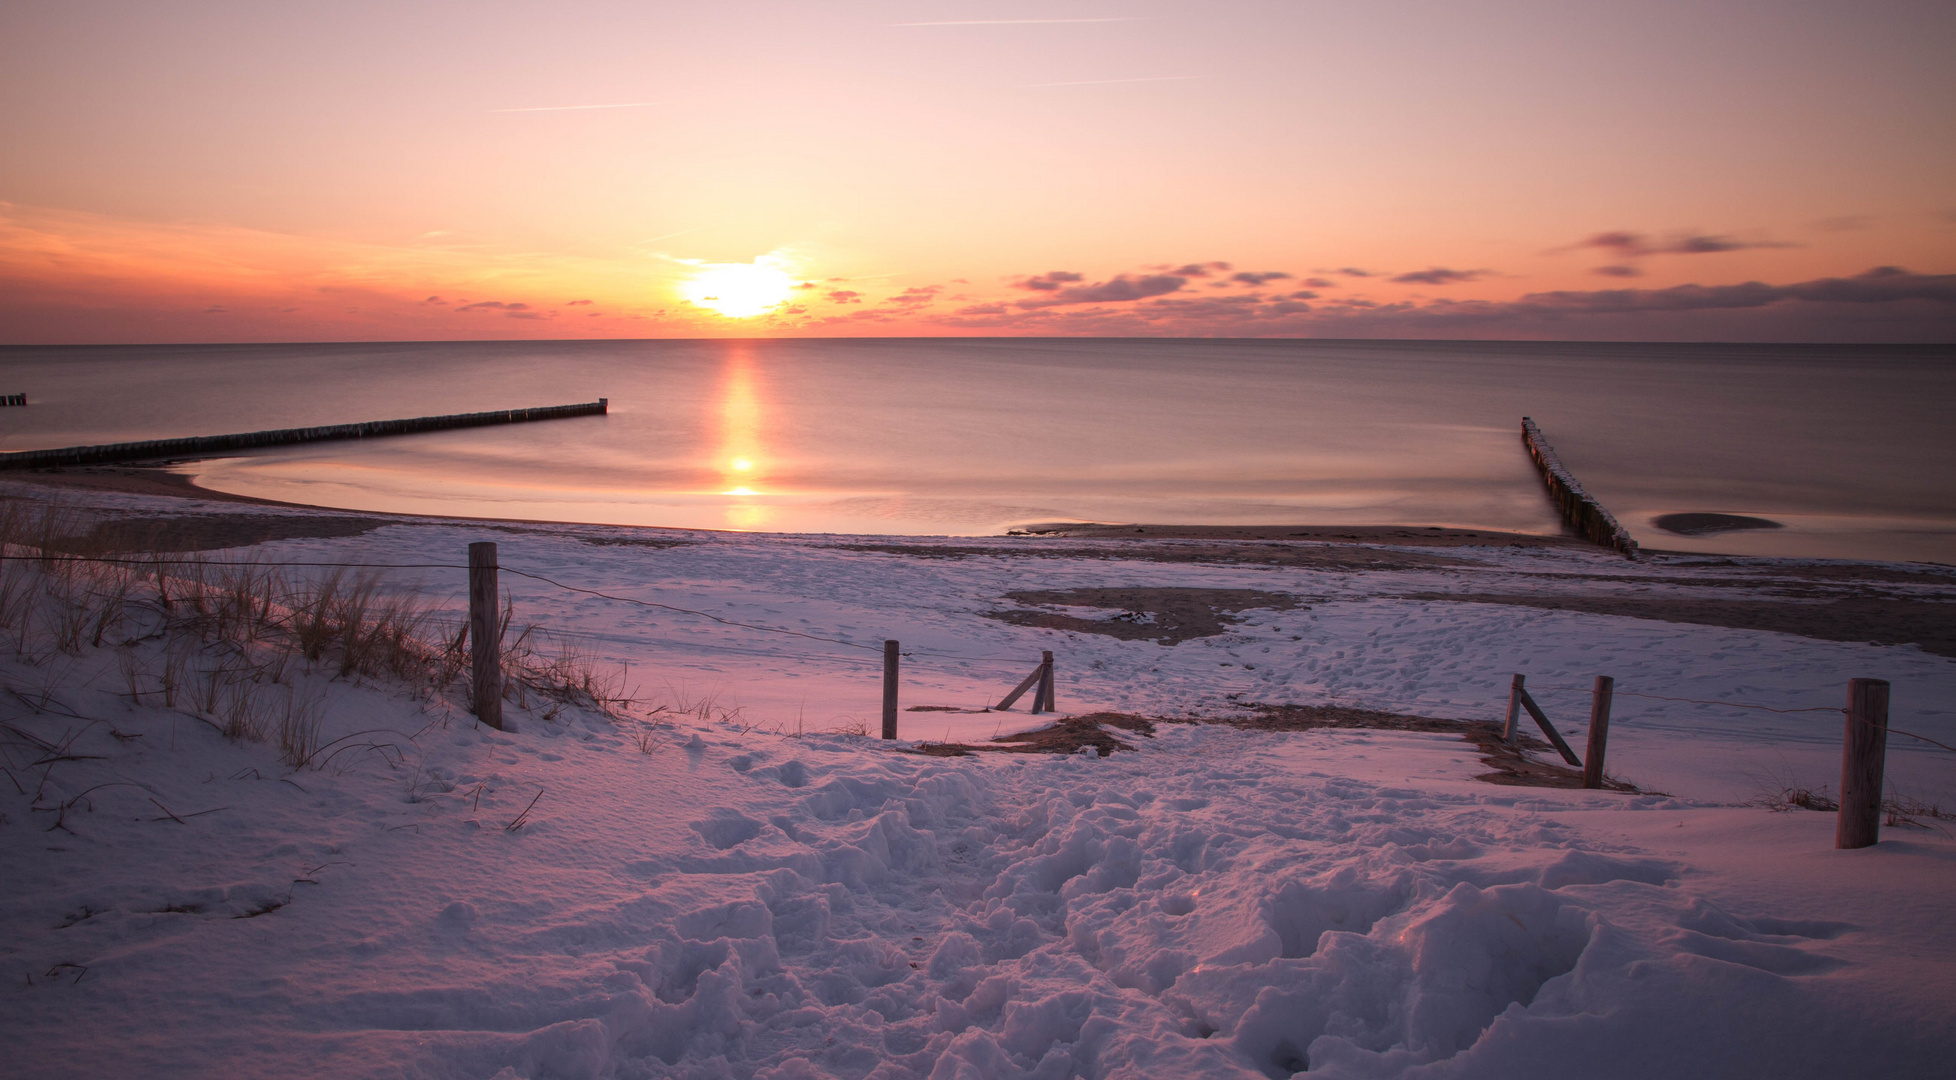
[2,339,1951,563]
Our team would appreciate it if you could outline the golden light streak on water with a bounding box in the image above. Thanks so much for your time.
[714,345,772,530]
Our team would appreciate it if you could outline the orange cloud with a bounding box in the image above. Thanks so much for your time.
[3,203,1950,343]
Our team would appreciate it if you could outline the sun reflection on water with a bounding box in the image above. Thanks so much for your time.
[715,347,772,529]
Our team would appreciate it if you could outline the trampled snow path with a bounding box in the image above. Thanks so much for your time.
[6,688,1953,1079]
[3,484,1954,1077]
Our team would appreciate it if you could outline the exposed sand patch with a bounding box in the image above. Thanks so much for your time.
[913,712,1159,757]
[987,586,1304,645]
[1215,702,1641,791]
[912,703,1643,791]
[1409,592,1956,658]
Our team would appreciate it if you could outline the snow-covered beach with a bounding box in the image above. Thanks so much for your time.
[3,475,1952,1079]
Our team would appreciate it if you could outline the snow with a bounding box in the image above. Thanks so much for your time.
[3,482,1953,1078]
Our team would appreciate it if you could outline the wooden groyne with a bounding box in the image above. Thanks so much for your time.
[1521,417,1638,558]
[0,399,607,471]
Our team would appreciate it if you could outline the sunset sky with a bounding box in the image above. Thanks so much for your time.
[3,0,1952,342]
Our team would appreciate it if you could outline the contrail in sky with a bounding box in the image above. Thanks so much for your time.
[1027,75,1209,87]
[492,101,669,113]
[640,227,706,244]
[894,18,1137,26]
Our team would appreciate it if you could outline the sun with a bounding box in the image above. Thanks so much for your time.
[680,260,794,318]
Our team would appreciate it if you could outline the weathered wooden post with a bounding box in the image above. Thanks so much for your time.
[1514,678,1582,767]
[995,657,1043,711]
[882,639,900,740]
[1582,675,1614,789]
[468,541,503,730]
[1034,650,1055,714]
[1836,678,1891,849]
[1502,673,1526,743]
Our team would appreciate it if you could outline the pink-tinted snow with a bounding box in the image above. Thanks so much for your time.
[3,484,1952,1078]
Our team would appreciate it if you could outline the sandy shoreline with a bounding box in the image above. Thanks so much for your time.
[9,465,1583,548]
[1011,521,1588,549]
[7,464,1951,661]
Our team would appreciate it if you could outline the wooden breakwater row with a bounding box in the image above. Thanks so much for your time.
[0,399,607,471]
[1521,417,1638,557]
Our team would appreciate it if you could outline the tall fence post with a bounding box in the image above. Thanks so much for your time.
[1503,674,1526,743]
[468,541,503,730]
[882,640,900,740]
[1837,678,1891,849]
[1582,675,1614,789]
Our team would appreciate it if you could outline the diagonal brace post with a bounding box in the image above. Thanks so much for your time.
[996,661,1045,711]
[1518,687,1582,767]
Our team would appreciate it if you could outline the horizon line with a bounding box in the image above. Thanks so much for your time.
[6,335,1946,348]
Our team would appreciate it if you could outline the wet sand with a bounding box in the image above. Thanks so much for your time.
[1011,521,1586,549]
[16,466,1572,554]
[6,464,294,507]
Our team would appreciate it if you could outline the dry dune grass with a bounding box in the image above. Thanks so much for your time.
[0,496,641,770]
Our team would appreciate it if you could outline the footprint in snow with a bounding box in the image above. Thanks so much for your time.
[691,810,764,850]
